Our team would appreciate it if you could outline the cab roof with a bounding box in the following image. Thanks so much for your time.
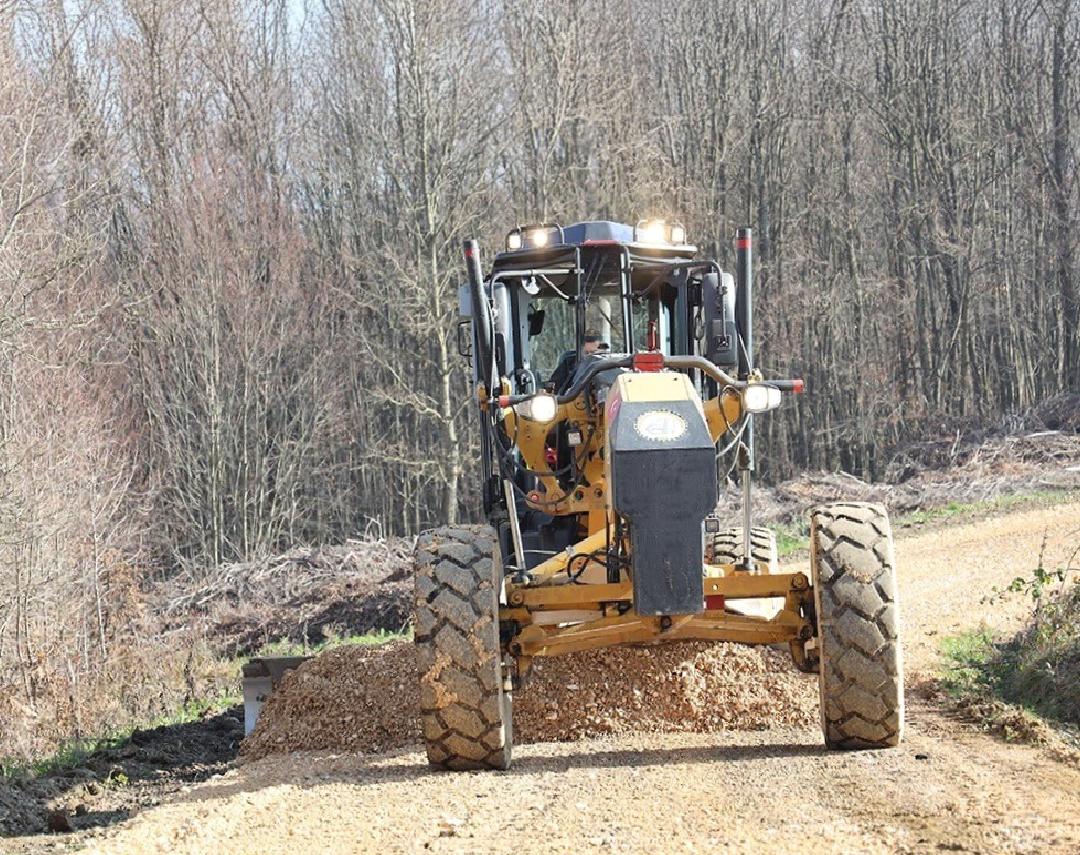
[491,220,697,269]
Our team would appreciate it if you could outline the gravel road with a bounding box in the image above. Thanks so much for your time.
[77,501,1080,854]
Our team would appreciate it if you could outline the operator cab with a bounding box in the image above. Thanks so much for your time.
[473,220,711,400]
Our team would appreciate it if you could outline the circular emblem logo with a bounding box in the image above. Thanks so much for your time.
[634,410,687,441]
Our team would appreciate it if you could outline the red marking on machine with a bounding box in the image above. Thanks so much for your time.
[632,352,664,372]
[606,391,622,422]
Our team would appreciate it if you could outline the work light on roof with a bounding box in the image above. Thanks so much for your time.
[505,223,562,252]
[634,219,687,245]
[636,219,666,244]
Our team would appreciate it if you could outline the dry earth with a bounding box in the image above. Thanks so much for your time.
[24,502,1080,853]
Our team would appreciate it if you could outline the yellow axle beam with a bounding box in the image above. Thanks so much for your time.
[510,607,808,660]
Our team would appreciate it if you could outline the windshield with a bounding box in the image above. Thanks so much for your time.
[519,275,628,387]
[526,290,576,381]
[585,287,627,355]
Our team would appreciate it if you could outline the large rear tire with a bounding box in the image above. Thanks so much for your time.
[707,526,778,574]
[414,525,512,771]
[810,502,904,749]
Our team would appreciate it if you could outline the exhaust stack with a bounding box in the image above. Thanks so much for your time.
[735,228,755,568]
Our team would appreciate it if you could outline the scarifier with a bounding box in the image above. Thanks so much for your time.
[414,220,904,770]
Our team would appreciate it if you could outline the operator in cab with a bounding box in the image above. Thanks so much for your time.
[548,328,601,393]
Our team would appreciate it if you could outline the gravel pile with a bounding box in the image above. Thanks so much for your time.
[513,641,817,741]
[240,639,816,762]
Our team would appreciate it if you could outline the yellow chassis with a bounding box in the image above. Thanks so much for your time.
[493,370,815,679]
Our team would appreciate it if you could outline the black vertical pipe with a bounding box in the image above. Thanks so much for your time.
[735,228,753,378]
[735,227,754,470]
[463,239,495,513]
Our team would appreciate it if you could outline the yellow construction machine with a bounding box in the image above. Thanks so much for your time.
[414,221,903,770]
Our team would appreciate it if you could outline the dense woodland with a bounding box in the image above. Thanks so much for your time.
[0,0,1077,749]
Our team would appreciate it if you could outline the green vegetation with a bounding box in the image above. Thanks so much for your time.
[249,628,410,660]
[938,628,1055,744]
[939,628,1001,698]
[773,522,809,558]
[940,535,1080,739]
[0,735,123,780]
[991,557,1080,726]
[896,489,1073,528]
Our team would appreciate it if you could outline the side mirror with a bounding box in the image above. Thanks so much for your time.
[701,271,739,371]
[457,319,473,358]
[528,307,546,338]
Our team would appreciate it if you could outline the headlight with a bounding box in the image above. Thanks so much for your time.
[506,231,523,251]
[515,393,558,422]
[741,384,783,413]
[529,228,549,247]
[670,224,686,244]
[634,409,687,441]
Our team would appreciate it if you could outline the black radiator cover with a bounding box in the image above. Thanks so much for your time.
[609,395,717,615]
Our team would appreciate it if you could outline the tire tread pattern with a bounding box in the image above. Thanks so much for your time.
[414,525,511,770]
[810,502,904,750]
[707,526,778,574]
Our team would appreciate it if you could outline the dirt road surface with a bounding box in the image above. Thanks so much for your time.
[69,502,1080,853]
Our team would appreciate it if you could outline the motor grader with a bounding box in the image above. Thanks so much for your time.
[414,220,903,770]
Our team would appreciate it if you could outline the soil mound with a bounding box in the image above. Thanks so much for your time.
[240,640,816,762]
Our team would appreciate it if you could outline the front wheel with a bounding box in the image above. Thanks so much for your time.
[810,502,904,749]
[414,525,512,770]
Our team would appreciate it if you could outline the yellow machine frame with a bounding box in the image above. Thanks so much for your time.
[492,371,815,677]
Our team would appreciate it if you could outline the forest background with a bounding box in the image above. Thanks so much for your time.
[0,0,1076,757]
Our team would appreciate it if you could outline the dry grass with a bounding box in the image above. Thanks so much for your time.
[0,625,236,768]
[0,540,411,769]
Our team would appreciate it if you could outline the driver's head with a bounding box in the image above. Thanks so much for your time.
[583,329,601,354]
